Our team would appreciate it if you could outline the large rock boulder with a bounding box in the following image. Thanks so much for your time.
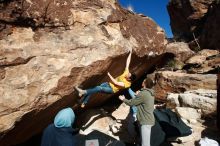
[218,74,220,129]
[184,49,219,73]
[186,49,219,64]
[0,0,167,145]
[200,2,220,49]
[167,89,217,117]
[77,103,133,143]
[165,42,194,62]
[167,0,214,40]
[175,107,201,123]
[179,91,217,116]
[148,71,217,101]
[167,0,220,49]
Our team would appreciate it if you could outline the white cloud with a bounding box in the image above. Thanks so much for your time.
[127,4,134,12]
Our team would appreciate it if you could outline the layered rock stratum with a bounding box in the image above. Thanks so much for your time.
[0,0,167,145]
[148,71,217,101]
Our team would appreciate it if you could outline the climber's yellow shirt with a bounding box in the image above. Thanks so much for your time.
[109,69,131,93]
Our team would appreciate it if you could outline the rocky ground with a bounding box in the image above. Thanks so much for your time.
[75,98,220,146]
[169,121,220,146]
[17,101,220,146]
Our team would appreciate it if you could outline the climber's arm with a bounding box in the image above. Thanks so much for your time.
[125,50,132,71]
[107,72,124,87]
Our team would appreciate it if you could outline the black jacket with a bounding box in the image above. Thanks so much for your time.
[41,124,75,146]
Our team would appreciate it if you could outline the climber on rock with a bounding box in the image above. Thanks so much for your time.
[75,49,136,108]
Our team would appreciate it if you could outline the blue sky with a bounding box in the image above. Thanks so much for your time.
[118,0,173,38]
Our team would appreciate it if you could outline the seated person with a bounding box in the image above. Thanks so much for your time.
[41,107,77,146]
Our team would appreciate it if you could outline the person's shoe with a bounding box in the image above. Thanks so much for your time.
[81,103,85,108]
[75,86,86,97]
